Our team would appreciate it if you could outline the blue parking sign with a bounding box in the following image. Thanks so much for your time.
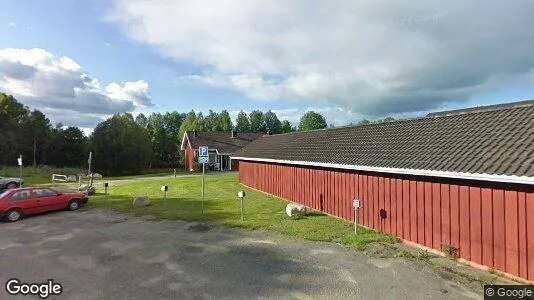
[198,146,208,157]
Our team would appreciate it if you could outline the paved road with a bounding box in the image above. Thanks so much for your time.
[0,209,481,299]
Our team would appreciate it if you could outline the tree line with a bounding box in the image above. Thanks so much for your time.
[1,92,331,175]
[0,93,87,168]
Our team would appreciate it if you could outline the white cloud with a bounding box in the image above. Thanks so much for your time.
[110,0,534,116]
[0,48,153,127]
[106,80,152,106]
[7,21,16,27]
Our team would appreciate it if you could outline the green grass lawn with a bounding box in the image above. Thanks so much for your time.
[88,173,398,251]
[0,166,85,185]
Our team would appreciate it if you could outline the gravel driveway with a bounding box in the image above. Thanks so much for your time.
[0,209,482,299]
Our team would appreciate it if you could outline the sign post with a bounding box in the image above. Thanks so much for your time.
[103,182,109,199]
[87,152,93,187]
[17,154,22,180]
[161,185,168,207]
[198,146,209,216]
[237,191,245,221]
[353,199,360,234]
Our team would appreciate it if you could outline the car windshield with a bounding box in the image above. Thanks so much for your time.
[0,190,10,199]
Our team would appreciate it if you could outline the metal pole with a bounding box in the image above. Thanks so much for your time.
[240,197,244,221]
[174,168,176,178]
[105,186,108,199]
[19,154,22,179]
[201,163,205,216]
[354,208,359,234]
[163,190,167,208]
[88,152,92,186]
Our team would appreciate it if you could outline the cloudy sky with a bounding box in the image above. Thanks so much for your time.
[1,0,534,131]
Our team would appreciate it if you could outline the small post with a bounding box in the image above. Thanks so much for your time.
[174,168,176,178]
[78,175,82,187]
[103,182,109,199]
[161,185,168,207]
[237,191,245,221]
[353,199,360,234]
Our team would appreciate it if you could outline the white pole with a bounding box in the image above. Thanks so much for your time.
[88,152,93,186]
[201,163,205,216]
[19,154,22,179]
[240,197,244,221]
[354,207,359,234]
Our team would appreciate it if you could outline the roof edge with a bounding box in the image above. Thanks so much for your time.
[230,156,534,185]
[180,132,190,150]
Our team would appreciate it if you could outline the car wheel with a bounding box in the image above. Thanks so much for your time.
[68,200,80,211]
[6,182,19,189]
[6,209,22,222]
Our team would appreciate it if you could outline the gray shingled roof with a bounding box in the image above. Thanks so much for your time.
[233,101,534,177]
[185,131,264,154]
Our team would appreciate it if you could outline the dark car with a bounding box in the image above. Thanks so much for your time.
[0,176,24,190]
[0,187,88,222]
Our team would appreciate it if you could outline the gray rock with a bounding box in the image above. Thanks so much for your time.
[67,175,78,182]
[92,173,103,179]
[286,203,307,217]
[78,184,96,195]
[133,196,149,207]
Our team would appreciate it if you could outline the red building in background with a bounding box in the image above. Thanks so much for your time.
[232,100,534,281]
[181,130,263,171]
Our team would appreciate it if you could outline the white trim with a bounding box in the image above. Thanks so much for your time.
[180,132,190,150]
[230,156,534,185]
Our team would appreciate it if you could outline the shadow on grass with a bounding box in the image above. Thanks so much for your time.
[303,211,327,217]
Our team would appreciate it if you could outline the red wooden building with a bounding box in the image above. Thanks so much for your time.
[232,100,534,281]
[181,131,263,171]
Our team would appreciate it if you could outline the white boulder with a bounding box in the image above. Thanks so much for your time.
[286,203,307,217]
[133,196,149,207]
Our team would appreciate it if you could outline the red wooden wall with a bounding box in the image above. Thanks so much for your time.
[238,160,534,281]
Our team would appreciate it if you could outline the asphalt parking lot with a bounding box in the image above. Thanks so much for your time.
[0,209,482,299]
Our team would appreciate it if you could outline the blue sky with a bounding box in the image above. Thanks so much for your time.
[1,0,534,130]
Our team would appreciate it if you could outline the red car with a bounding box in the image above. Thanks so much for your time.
[0,187,88,222]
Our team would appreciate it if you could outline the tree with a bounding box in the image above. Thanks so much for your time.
[280,120,294,133]
[162,112,186,167]
[0,93,29,165]
[135,113,149,128]
[45,127,87,167]
[204,110,220,131]
[195,112,205,131]
[249,110,265,133]
[298,111,327,131]
[25,110,51,167]
[218,110,233,131]
[263,110,282,134]
[178,110,198,140]
[91,114,152,175]
[357,117,395,125]
[235,110,251,132]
